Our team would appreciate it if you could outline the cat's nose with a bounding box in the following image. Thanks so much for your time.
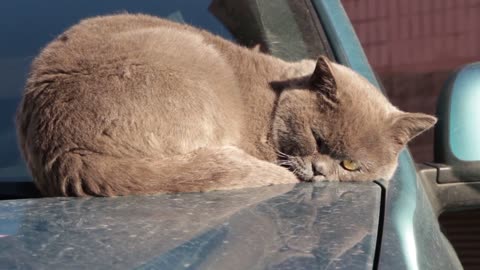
[312,160,327,176]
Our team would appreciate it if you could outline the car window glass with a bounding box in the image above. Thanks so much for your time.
[0,0,236,182]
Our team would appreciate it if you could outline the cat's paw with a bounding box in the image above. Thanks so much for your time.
[248,161,300,186]
[216,146,300,187]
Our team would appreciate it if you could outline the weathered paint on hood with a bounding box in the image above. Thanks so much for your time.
[0,182,380,269]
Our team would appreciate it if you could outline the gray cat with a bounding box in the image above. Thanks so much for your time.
[16,14,436,196]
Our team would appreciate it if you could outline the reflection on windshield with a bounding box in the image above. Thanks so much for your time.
[0,0,234,182]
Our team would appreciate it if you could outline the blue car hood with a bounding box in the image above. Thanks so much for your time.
[0,182,380,269]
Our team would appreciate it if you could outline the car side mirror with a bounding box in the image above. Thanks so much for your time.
[434,62,480,183]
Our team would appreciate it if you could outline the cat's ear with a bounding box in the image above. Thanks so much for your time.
[310,56,337,96]
[389,112,437,146]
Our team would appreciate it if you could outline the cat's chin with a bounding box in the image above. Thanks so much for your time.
[295,172,328,182]
[312,175,328,182]
[293,172,321,182]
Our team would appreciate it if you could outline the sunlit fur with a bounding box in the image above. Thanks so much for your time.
[17,14,436,197]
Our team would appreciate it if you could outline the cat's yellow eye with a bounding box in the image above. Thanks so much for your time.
[341,160,360,171]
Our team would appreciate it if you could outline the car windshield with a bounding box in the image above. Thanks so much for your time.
[0,0,330,184]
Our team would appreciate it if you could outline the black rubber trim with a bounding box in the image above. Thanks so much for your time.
[0,181,41,200]
[303,0,335,60]
[372,180,386,270]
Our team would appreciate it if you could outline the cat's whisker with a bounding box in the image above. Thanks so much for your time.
[275,160,292,165]
[276,160,295,167]
[274,149,292,159]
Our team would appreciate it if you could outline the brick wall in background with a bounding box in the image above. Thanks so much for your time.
[342,0,480,162]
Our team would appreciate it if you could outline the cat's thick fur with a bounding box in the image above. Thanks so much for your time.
[17,14,436,196]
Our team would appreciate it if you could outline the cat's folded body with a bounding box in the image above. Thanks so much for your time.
[17,14,436,196]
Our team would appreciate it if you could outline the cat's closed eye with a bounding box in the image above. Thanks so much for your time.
[311,129,326,152]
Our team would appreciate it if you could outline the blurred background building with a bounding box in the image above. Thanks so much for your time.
[342,0,480,163]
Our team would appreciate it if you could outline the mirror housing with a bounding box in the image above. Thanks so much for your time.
[435,63,480,183]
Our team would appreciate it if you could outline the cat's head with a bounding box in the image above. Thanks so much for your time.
[272,56,436,182]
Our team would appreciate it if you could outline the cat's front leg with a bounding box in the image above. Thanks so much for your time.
[194,146,300,191]
[36,145,300,196]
